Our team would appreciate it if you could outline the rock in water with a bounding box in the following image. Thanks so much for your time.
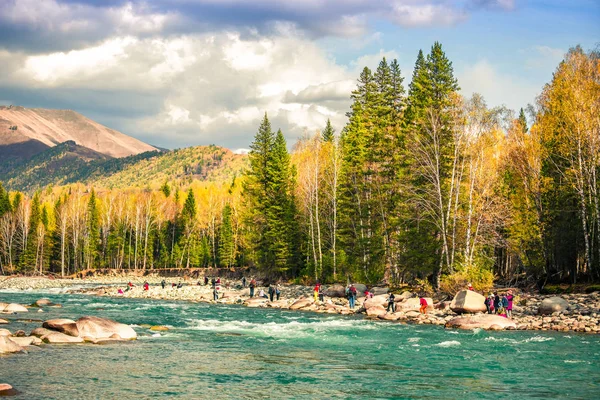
[366,305,387,317]
[0,336,24,353]
[76,316,137,340]
[538,297,570,315]
[42,319,80,337]
[34,298,52,307]
[325,284,346,298]
[42,332,85,344]
[450,290,487,314]
[0,329,11,336]
[289,299,313,310]
[2,304,28,313]
[0,383,18,396]
[0,319,8,324]
[445,314,516,330]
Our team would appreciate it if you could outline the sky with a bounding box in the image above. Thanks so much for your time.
[0,0,598,151]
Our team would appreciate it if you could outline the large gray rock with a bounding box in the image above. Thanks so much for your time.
[76,316,137,340]
[2,303,28,313]
[43,331,84,344]
[0,336,23,353]
[352,284,367,295]
[289,298,313,310]
[363,294,388,309]
[325,284,346,298]
[43,319,79,337]
[445,314,516,330]
[370,287,390,295]
[30,327,54,338]
[450,290,487,314]
[538,297,570,315]
[397,297,434,311]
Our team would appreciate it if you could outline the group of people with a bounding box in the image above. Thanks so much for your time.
[484,290,514,318]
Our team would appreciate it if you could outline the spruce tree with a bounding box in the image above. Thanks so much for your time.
[518,108,528,133]
[87,189,100,268]
[0,183,10,217]
[322,119,335,142]
[219,203,234,267]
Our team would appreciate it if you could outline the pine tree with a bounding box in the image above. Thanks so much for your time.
[322,119,335,142]
[0,183,10,217]
[160,180,171,198]
[518,108,528,133]
[219,203,234,267]
[86,189,100,269]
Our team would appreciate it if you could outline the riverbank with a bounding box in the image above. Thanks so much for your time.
[1,276,599,334]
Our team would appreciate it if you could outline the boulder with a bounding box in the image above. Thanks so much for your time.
[34,298,52,307]
[352,284,367,295]
[435,301,452,310]
[30,327,55,338]
[450,290,487,314]
[0,384,17,396]
[43,332,84,344]
[8,336,37,347]
[397,297,434,312]
[325,284,346,298]
[538,297,570,315]
[370,287,389,295]
[266,300,288,309]
[378,312,400,321]
[0,319,8,324]
[0,336,23,353]
[42,319,79,337]
[76,316,137,340]
[2,304,28,313]
[397,291,413,301]
[366,305,387,317]
[244,297,268,308]
[0,329,11,336]
[0,303,7,312]
[289,298,313,310]
[445,314,516,330]
[363,295,388,309]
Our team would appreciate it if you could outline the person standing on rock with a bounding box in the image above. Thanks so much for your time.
[143,281,149,291]
[161,279,166,289]
[213,286,219,301]
[268,285,275,301]
[493,292,500,314]
[318,285,325,302]
[314,283,320,303]
[419,295,428,314]
[249,278,256,298]
[347,284,357,309]
[505,290,514,318]
[204,276,209,285]
[242,277,247,288]
[386,291,396,313]
[484,293,494,314]
[276,284,281,300]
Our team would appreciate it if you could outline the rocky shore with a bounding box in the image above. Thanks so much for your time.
[2,277,599,335]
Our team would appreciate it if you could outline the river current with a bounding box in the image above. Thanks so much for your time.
[1,290,599,399]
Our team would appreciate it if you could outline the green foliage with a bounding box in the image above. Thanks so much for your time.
[322,119,335,142]
[439,265,495,295]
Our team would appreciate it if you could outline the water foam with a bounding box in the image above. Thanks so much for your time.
[436,340,461,347]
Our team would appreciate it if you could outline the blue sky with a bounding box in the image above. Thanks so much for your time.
[0,0,598,150]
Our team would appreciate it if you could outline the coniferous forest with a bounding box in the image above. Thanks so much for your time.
[1,43,598,291]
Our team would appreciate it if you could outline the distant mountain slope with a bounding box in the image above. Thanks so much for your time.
[0,105,156,159]
[1,143,247,192]
[92,145,248,189]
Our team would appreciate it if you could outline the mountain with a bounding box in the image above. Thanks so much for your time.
[0,105,156,163]
[1,143,247,192]
[90,145,248,189]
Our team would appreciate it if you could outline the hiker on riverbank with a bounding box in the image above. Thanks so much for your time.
[484,293,494,314]
[242,277,246,288]
[493,292,500,314]
[419,296,428,314]
[276,284,281,300]
[143,281,149,291]
[268,285,275,301]
[318,285,325,302]
[204,276,208,285]
[314,283,320,303]
[161,279,166,289]
[347,284,357,309]
[249,278,256,298]
[506,290,514,318]
[213,286,219,300]
[386,291,396,313]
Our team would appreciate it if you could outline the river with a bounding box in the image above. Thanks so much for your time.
[1,290,599,399]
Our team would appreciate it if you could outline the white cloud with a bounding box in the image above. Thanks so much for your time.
[390,3,467,27]
[457,59,540,111]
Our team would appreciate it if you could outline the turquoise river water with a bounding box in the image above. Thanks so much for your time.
[1,289,599,399]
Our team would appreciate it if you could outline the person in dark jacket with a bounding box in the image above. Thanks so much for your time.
[386,292,396,312]
[484,293,494,314]
[249,278,256,298]
[493,292,500,314]
[268,285,275,301]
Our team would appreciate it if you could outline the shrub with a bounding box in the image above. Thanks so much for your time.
[440,265,494,295]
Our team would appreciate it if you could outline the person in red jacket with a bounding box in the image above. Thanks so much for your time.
[143,281,149,291]
[419,295,428,314]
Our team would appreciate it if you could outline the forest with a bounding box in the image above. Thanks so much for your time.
[0,43,598,291]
